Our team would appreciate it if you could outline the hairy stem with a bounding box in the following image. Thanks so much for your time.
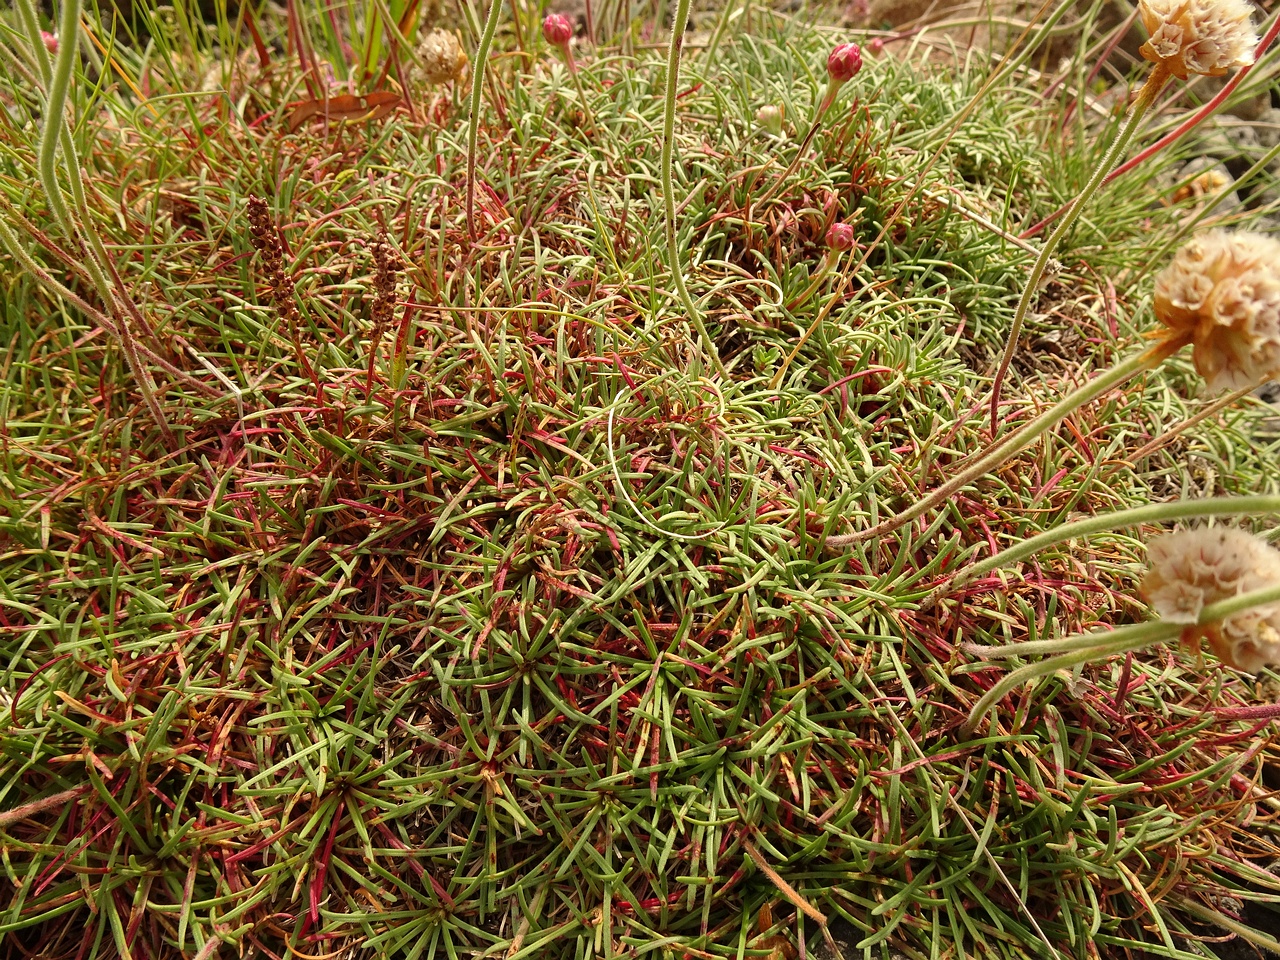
[963,580,1280,731]
[466,0,505,241]
[19,0,172,443]
[963,623,1175,733]
[988,62,1170,434]
[827,341,1178,548]
[661,0,724,376]
[927,494,1280,608]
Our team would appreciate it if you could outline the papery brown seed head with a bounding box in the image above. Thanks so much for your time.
[419,29,468,84]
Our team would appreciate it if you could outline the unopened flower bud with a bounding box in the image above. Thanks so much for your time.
[867,37,884,55]
[41,31,58,54]
[543,13,574,48]
[755,104,784,137]
[1153,230,1280,392]
[825,222,856,251]
[827,43,863,84]
[1143,527,1280,673]
[1138,0,1256,80]
[419,29,468,84]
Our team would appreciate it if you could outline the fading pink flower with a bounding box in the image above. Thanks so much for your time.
[1143,527,1280,673]
[1153,230,1280,392]
[1138,0,1256,79]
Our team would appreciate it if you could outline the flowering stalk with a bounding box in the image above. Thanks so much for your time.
[752,44,861,215]
[963,533,1280,731]
[987,61,1171,435]
[962,621,1175,733]
[466,0,506,241]
[991,0,1260,430]
[924,495,1280,609]
[785,221,855,311]
[1021,13,1278,241]
[16,0,172,444]
[826,339,1180,547]
[834,227,1280,549]
[660,0,724,375]
[543,14,594,128]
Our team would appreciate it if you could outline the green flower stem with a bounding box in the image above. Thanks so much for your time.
[466,0,505,241]
[558,52,596,130]
[963,622,1176,733]
[661,0,724,376]
[31,0,85,256]
[987,62,1171,435]
[927,494,1280,608]
[18,0,172,443]
[784,249,843,312]
[827,341,1177,548]
[963,580,1280,732]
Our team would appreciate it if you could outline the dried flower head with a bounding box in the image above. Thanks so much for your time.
[1153,230,1280,392]
[543,13,574,48]
[825,222,856,251]
[827,43,863,84]
[418,29,468,85]
[1142,527,1280,672]
[1138,0,1257,80]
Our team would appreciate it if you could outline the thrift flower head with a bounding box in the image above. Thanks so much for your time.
[1153,230,1280,392]
[1138,0,1256,80]
[825,222,856,251]
[418,29,467,84]
[543,13,574,48]
[827,43,863,84]
[1142,527,1280,672]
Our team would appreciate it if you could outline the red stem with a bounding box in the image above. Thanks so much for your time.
[1020,13,1280,241]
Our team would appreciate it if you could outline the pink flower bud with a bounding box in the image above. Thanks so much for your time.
[827,43,863,84]
[868,37,884,55]
[543,13,574,48]
[41,31,58,54]
[826,222,856,251]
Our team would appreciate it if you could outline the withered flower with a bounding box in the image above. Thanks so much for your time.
[1138,0,1256,80]
[1142,526,1280,672]
[419,29,468,85]
[1153,230,1280,392]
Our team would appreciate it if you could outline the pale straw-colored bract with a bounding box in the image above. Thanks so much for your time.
[1142,527,1280,672]
[1154,230,1280,392]
[1138,0,1257,79]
